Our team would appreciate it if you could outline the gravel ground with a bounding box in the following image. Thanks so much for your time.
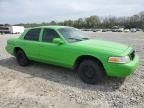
[0,32,144,108]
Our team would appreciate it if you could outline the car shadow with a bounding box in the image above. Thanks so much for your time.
[0,57,125,92]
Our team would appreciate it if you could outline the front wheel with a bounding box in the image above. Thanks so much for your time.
[16,50,30,66]
[78,60,105,84]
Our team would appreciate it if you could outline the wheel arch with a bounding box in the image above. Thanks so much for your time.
[74,55,106,75]
[14,47,25,56]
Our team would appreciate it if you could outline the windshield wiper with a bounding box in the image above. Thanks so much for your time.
[68,38,83,41]
[81,38,89,40]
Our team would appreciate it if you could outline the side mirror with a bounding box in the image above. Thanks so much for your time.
[53,38,65,44]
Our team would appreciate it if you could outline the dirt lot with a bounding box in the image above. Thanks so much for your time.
[0,32,144,108]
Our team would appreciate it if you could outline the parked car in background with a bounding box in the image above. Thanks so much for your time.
[124,29,130,32]
[117,28,124,32]
[6,26,139,84]
[102,29,108,32]
[112,29,118,32]
[92,29,99,32]
[82,29,89,31]
[136,28,142,32]
[130,28,137,32]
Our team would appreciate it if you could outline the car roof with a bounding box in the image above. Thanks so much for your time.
[26,26,72,30]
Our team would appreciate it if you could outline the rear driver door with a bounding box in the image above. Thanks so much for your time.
[20,28,41,60]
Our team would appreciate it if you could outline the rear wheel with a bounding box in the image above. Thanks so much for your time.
[15,50,30,66]
[78,60,105,84]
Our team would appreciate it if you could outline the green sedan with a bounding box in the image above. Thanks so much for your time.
[6,26,139,84]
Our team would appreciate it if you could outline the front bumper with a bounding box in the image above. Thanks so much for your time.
[104,55,139,77]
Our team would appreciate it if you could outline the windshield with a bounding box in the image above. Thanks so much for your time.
[58,28,89,43]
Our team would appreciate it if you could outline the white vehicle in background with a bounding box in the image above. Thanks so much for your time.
[124,29,130,32]
[130,28,137,32]
[9,26,24,34]
[117,28,124,32]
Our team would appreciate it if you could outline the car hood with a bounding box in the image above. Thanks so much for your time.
[73,39,129,54]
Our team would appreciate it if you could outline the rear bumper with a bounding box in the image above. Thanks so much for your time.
[104,55,139,77]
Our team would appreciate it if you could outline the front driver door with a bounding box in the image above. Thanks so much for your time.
[39,28,70,67]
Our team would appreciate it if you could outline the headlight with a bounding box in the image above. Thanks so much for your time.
[108,56,130,63]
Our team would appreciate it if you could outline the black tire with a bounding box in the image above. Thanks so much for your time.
[78,60,105,84]
[15,50,30,66]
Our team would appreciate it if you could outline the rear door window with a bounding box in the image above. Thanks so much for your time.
[24,28,41,41]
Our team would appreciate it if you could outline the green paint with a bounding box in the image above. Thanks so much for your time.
[6,26,139,77]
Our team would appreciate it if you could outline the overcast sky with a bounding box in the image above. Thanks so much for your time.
[0,0,144,24]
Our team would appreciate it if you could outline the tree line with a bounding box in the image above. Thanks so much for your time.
[15,11,144,29]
